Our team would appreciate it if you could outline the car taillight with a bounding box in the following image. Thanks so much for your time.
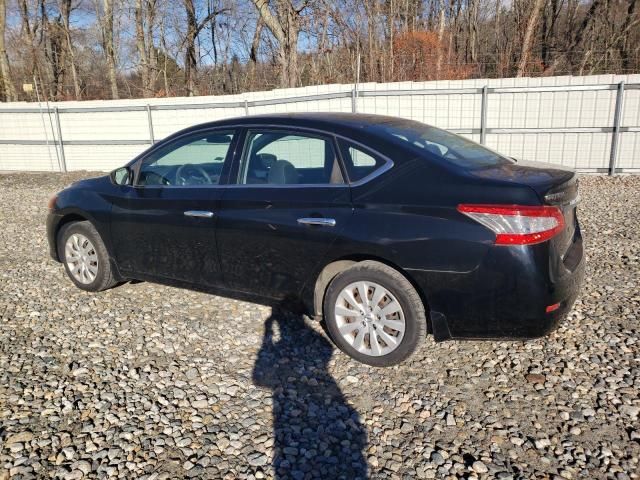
[457,204,565,246]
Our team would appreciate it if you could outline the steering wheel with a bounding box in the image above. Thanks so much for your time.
[175,163,212,186]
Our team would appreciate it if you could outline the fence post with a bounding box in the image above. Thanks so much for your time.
[244,99,249,115]
[609,81,625,176]
[351,88,357,113]
[480,85,488,145]
[146,104,155,144]
[54,107,67,172]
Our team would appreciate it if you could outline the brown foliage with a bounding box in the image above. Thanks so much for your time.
[392,31,473,81]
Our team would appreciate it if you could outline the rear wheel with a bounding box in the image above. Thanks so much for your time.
[57,221,117,292]
[323,261,426,367]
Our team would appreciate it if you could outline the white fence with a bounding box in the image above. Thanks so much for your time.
[1,74,639,174]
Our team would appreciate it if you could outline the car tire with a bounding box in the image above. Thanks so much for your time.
[323,260,427,367]
[57,220,118,292]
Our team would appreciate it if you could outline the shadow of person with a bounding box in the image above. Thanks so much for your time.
[252,307,368,480]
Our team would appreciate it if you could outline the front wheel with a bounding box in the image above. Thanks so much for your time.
[57,221,118,292]
[323,261,427,367]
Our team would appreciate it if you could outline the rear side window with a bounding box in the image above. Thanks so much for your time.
[338,140,387,182]
[238,130,344,185]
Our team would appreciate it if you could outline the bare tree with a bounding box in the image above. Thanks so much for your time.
[136,0,157,97]
[158,9,170,95]
[435,0,446,75]
[58,0,81,98]
[0,0,17,101]
[251,0,306,88]
[615,0,639,72]
[182,0,227,96]
[2,0,639,101]
[467,0,479,64]
[517,0,545,76]
[96,0,119,99]
[18,0,45,98]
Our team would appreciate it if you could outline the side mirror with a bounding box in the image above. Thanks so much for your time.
[111,166,132,186]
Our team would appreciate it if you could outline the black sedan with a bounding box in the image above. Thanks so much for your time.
[47,113,584,366]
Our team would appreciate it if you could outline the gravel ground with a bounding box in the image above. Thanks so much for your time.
[0,172,639,480]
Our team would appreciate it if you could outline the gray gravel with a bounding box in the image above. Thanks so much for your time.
[1,172,639,480]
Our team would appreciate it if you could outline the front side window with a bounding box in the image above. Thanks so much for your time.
[238,130,344,185]
[137,130,235,186]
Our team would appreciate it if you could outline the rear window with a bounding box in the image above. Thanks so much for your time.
[372,118,513,169]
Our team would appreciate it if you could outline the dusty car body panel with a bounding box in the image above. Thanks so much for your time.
[47,113,585,340]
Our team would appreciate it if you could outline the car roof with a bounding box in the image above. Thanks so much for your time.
[179,112,408,137]
[154,112,433,168]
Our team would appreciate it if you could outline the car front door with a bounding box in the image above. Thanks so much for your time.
[216,127,353,300]
[109,128,238,286]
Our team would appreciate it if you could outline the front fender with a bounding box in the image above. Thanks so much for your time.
[48,176,116,263]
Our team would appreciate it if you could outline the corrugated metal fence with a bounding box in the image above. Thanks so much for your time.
[1,74,639,173]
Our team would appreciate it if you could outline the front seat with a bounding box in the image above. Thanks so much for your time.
[257,153,277,169]
[246,153,270,184]
[268,160,297,184]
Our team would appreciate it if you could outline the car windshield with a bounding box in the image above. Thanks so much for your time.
[372,118,513,169]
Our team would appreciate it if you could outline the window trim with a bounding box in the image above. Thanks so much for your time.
[231,127,347,188]
[131,127,239,188]
[126,123,394,189]
[336,137,395,186]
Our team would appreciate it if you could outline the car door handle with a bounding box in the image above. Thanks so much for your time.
[297,217,336,227]
[184,210,215,218]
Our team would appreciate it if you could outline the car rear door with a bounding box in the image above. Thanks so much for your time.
[109,128,238,286]
[215,127,353,300]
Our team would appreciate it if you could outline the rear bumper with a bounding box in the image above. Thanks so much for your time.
[46,212,63,262]
[412,225,585,340]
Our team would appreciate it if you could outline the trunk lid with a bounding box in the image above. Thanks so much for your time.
[469,159,575,198]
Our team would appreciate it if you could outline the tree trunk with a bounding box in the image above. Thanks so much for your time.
[183,0,198,96]
[449,0,462,67]
[101,0,119,99]
[248,17,263,89]
[40,0,59,99]
[617,0,638,72]
[387,0,394,81]
[251,0,300,88]
[0,0,17,101]
[283,4,298,88]
[494,0,503,76]
[363,0,377,82]
[435,0,446,76]
[135,0,151,97]
[146,0,157,94]
[59,0,81,99]
[159,14,170,95]
[467,0,478,64]
[565,0,602,73]
[19,0,47,100]
[208,0,218,65]
[516,0,545,77]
